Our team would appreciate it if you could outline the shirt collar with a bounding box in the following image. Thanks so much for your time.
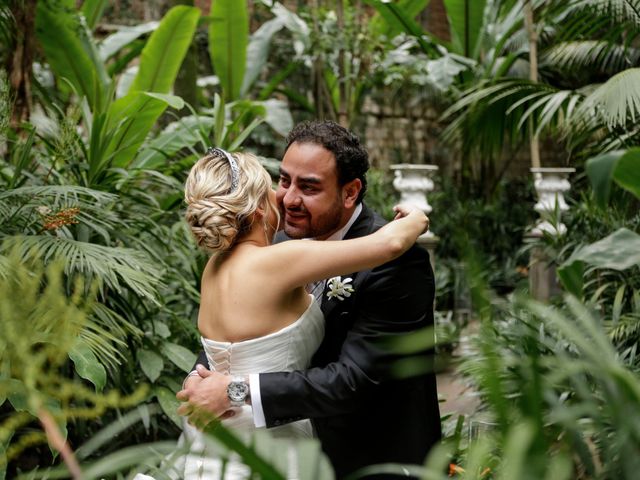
[324,203,363,241]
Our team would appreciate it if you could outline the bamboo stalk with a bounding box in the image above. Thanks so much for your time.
[524,0,541,173]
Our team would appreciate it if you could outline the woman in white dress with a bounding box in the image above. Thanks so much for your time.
[135,148,428,479]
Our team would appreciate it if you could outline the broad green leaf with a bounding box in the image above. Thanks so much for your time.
[142,92,185,110]
[443,0,488,58]
[129,5,200,94]
[69,341,107,391]
[134,115,215,169]
[557,260,584,297]
[76,404,161,460]
[586,150,624,207]
[586,148,640,206]
[241,17,285,96]
[154,386,182,428]
[36,0,109,111]
[139,349,164,383]
[81,0,107,30]
[104,92,170,170]
[153,320,171,339]
[612,148,640,200]
[80,441,178,478]
[5,379,36,415]
[560,228,640,277]
[209,0,249,101]
[364,0,440,56]
[271,1,309,56]
[98,21,158,61]
[295,438,335,480]
[496,421,536,480]
[258,99,293,138]
[370,0,430,39]
[161,342,197,373]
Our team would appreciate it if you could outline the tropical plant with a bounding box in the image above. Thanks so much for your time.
[0,252,149,479]
[32,1,199,187]
[441,0,640,179]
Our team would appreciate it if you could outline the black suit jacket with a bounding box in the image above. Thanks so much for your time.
[260,204,441,478]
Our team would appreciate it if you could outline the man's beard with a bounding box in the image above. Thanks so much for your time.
[281,198,344,239]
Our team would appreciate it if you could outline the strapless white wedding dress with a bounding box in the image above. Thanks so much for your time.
[135,296,324,480]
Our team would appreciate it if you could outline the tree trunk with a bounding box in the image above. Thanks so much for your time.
[7,0,37,129]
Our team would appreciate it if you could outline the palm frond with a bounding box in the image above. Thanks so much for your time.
[543,41,640,74]
[1,235,162,302]
[562,0,640,28]
[442,79,583,158]
[577,67,640,128]
[0,185,117,203]
[86,302,144,370]
[0,185,126,242]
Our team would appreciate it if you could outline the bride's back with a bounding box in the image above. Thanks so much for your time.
[196,247,311,342]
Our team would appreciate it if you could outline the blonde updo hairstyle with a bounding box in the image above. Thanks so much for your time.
[184,150,278,255]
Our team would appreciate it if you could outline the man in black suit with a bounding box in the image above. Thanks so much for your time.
[178,120,441,478]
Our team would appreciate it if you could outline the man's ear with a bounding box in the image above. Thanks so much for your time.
[342,178,362,209]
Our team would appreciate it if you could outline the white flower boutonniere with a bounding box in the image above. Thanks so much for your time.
[326,276,354,301]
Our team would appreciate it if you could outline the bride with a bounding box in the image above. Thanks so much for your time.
[135,147,428,479]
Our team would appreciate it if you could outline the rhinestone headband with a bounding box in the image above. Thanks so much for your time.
[207,147,240,192]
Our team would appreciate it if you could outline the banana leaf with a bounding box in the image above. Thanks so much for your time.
[36,0,109,111]
[128,5,200,94]
[209,0,249,101]
[586,147,640,207]
[101,5,198,169]
[443,0,488,58]
[104,92,184,170]
[81,0,107,30]
[98,21,159,61]
[241,17,286,96]
[369,0,431,39]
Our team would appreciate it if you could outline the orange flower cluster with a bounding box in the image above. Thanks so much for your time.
[40,207,81,231]
[448,463,491,477]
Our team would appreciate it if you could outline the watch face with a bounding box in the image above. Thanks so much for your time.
[228,381,249,402]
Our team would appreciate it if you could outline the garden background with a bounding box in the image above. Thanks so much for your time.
[1,0,640,478]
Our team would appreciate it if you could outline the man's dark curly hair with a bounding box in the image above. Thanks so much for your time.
[284,120,369,203]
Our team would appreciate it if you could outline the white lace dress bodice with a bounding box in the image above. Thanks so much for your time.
[136,297,325,480]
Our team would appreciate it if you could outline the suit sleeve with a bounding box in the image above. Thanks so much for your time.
[192,349,208,371]
[258,245,435,426]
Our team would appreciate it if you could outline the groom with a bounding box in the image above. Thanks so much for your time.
[178,120,441,478]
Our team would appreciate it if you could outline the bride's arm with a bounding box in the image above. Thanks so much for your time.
[256,204,428,290]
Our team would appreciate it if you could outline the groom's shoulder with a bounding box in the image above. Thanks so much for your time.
[274,230,292,244]
[346,203,386,238]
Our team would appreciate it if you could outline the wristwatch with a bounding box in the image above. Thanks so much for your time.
[227,376,250,407]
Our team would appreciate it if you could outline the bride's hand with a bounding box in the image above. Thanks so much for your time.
[393,204,429,234]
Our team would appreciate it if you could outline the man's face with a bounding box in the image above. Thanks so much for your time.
[277,142,353,240]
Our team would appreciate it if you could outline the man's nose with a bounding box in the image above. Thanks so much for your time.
[283,186,302,208]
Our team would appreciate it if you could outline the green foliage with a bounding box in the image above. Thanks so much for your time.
[209,0,249,102]
[443,0,489,58]
[586,148,640,207]
[0,252,147,475]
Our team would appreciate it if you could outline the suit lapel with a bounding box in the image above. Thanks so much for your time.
[320,205,376,319]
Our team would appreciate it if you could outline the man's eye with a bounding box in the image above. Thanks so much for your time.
[302,186,316,193]
[279,177,290,186]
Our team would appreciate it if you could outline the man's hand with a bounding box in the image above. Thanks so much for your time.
[176,365,235,428]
